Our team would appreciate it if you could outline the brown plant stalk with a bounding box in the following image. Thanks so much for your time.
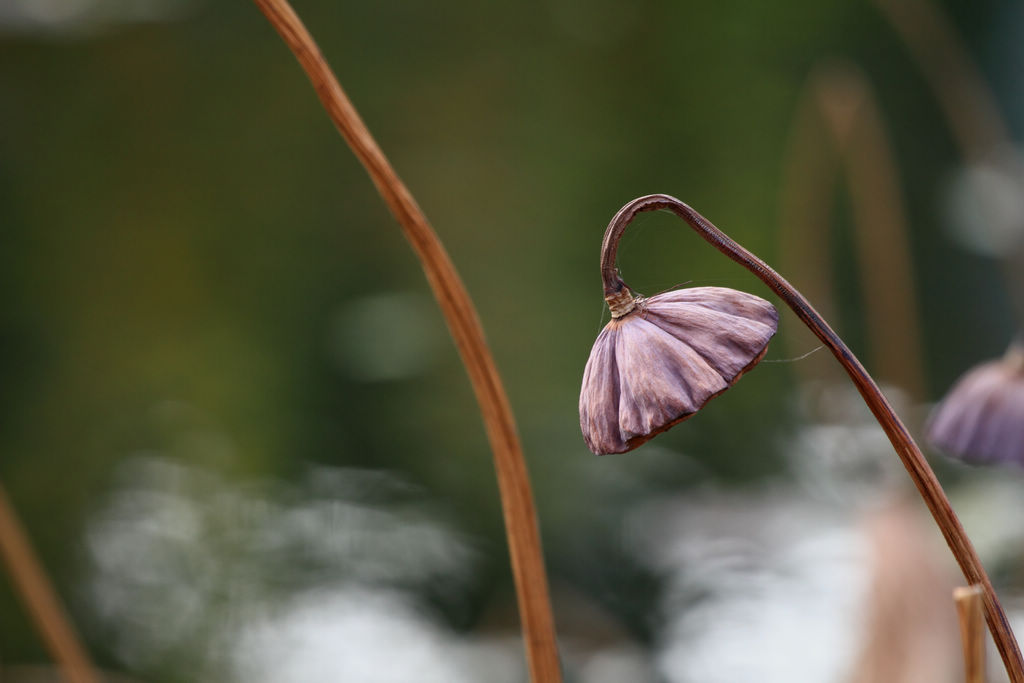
[847,501,960,683]
[954,584,987,683]
[873,0,1010,163]
[250,1,561,680]
[876,0,1024,322]
[601,193,1024,682]
[0,484,100,683]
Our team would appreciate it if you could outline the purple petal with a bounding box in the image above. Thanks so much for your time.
[579,326,626,454]
[615,317,727,445]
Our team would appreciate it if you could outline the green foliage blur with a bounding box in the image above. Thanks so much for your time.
[1,0,1021,680]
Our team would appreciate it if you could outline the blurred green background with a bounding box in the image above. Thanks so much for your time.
[2,0,1023,681]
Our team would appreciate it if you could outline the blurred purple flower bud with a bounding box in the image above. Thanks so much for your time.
[927,345,1024,465]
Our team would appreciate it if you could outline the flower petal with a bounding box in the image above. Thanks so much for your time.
[579,325,626,454]
[644,296,777,380]
[615,316,727,446]
[648,286,778,323]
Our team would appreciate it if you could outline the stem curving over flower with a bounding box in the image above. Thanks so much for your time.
[584,193,1024,681]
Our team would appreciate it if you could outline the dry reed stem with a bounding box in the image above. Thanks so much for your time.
[955,585,987,683]
[873,0,1010,163]
[780,62,925,399]
[876,0,1024,323]
[0,484,100,683]
[847,499,959,683]
[250,2,561,680]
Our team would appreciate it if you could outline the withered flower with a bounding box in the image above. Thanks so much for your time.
[577,194,1024,678]
[927,344,1024,464]
[580,285,778,454]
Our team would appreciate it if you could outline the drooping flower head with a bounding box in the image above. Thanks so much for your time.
[927,343,1024,465]
[575,195,1024,678]
[580,284,777,454]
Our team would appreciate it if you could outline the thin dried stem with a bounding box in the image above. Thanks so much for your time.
[250,2,561,680]
[954,584,987,683]
[601,193,1024,682]
[847,499,959,683]
[876,0,1024,325]
[873,0,1010,163]
[0,484,100,683]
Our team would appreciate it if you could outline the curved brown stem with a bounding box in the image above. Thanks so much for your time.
[875,0,1024,328]
[873,0,1010,163]
[251,1,561,680]
[601,193,1024,682]
[0,484,99,683]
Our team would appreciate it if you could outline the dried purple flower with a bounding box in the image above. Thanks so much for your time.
[576,195,1024,678]
[927,344,1024,465]
[580,285,778,454]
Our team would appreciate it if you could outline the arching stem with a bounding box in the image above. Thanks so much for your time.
[251,1,561,680]
[601,193,1024,682]
[875,0,1024,329]
[0,485,99,683]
